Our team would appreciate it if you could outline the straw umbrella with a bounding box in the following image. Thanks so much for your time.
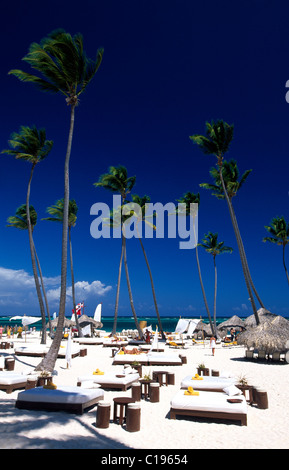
[237,321,289,354]
[244,308,277,328]
[49,317,75,329]
[78,314,103,329]
[217,315,245,338]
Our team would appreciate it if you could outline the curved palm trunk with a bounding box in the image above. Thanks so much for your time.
[122,230,143,339]
[229,202,265,308]
[282,244,289,286]
[69,227,83,337]
[213,256,218,337]
[218,166,260,325]
[36,104,76,371]
[193,219,214,335]
[26,164,47,344]
[33,241,52,334]
[137,236,165,340]
[111,233,124,335]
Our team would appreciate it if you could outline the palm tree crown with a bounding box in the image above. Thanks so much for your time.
[94,165,136,200]
[42,198,78,228]
[7,204,37,230]
[200,160,252,200]
[190,120,234,167]
[199,232,233,258]
[1,125,53,164]
[263,216,289,246]
[9,29,103,106]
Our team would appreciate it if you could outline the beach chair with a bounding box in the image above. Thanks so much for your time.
[245,349,254,360]
[180,375,237,392]
[147,352,183,366]
[77,370,140,391]
[257,350,267,361]
[271,352,281,361]
[15,385,104,414]
[170,388,247,426]
[0,372,28,394]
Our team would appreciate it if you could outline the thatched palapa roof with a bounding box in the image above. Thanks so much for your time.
[237,320,289,353]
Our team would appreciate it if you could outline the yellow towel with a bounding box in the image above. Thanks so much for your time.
[93,369,104,375]
[43,383,57,390]
[191,374,203,380]
[118,351,124,355]
[184,386,199,396]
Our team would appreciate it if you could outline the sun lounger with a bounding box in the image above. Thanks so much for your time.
[170,389,247,425]
[57,345,80,358]
[73,337,104,345]
[147,352,183,366]
[14,345,48,357]
[77,370,140,391]
[112,351,149,365]
[0,371,28,394]
[180,375,237,392]
[15,385,104,414]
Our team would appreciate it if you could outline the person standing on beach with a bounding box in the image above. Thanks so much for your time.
[0,326,3,339]
[210,336,216,356]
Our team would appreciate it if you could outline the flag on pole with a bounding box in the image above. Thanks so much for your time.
[72,302,84,315]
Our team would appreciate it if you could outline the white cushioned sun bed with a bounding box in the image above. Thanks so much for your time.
[181,375,237,391]
[15,385,104,414]
[112,351,183,366]
[0,371,28,394]
[147,352,183,365]
[112,352,149,365]
[73,337,104,345]
[170,389,247,425]
[77,371,140,391]
[14,345,48,357]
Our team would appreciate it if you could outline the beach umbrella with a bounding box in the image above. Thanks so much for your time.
[78,314,102,328]
[217,315,245,330]
[244,308,277,328]
[65,330,72,368]
[237,321,289,353]
[93,303,102,322]
[49,317,76,329]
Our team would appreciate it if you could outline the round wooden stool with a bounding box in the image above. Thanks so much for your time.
[113,397,135,425]
[96,401,111,428]
[126,403,141,432]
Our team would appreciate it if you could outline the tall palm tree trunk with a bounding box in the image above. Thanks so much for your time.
[111,233,125,335]
[213,256,218,337]
[229,202,265,307]
[69,226,83,337]
[33,241,52,335]
[218,166,260,325]
[122,229,143,339]
[36,104,76,371]
[137,236,165,340]
[282,243,289,286]
[193,220,214,335]
[26,164,47,344]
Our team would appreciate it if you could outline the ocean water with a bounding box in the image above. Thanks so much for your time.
[0,315,245,333]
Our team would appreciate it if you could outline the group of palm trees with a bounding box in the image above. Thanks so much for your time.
[2,30,288,371]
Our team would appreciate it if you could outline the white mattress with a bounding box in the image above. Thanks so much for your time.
[181,375,236,390]
[77,372,139,385]
[74,338,103,344]
[0,372,27,385]
[170,389,247,415]
[112,353,148,364]
[15,345,48,354]
[147,352,182,364]
[17,386,104,404]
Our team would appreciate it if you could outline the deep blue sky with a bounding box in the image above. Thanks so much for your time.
[0,0,288,320]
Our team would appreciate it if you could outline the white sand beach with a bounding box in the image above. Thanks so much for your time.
[0,333,288,450]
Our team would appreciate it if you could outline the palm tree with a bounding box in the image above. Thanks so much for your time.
[2,126,53,343]
[176,191,215,334]
[129,194,165,339]
[198,232,233,336]
[263,216,289,285]
[190,120,261,325]
[42,198,83,336]
[7,204,53,335]
[200,159,265,309]
[94,165,143,338]
[9,29,103,371]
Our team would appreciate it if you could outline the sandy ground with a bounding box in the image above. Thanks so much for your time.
[0,332,288,450]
